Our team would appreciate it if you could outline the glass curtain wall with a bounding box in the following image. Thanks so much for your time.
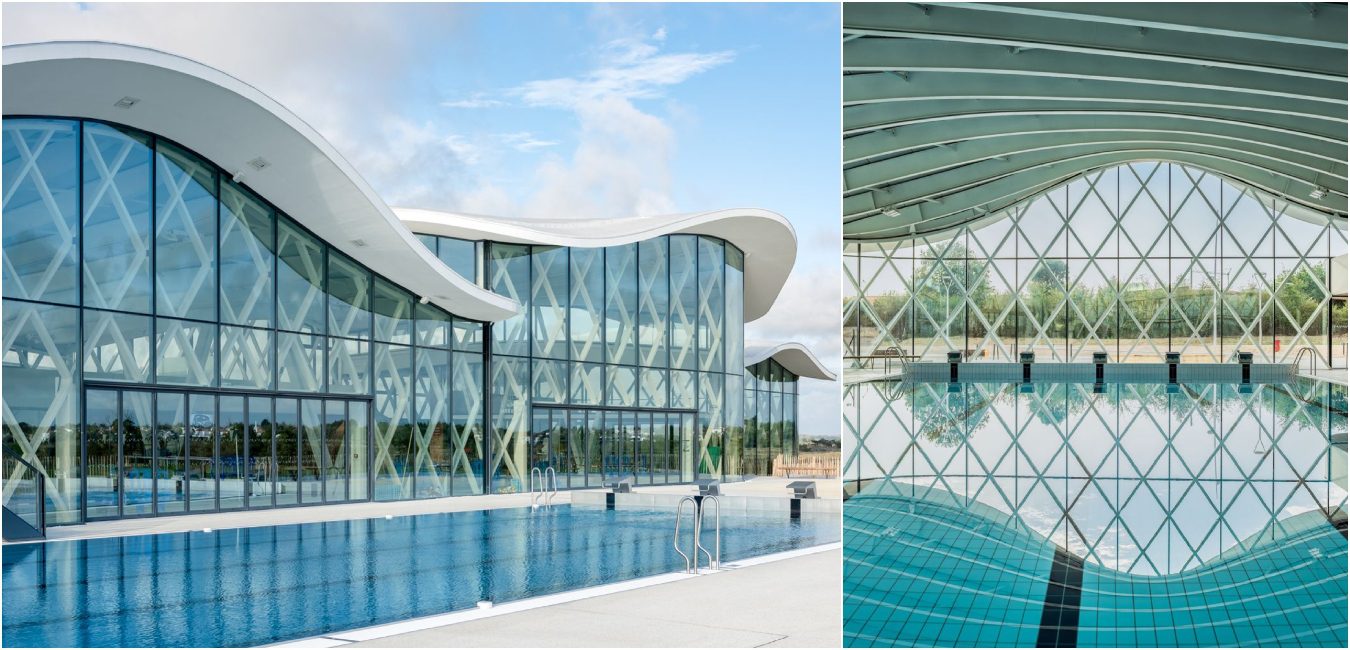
[457,234,746,493]
[844,162,1348,366]
[742,358,799,476]
[1,117,488,526]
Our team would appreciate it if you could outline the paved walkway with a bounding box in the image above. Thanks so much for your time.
[341,549,842,648]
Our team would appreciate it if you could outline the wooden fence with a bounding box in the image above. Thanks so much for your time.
[772,452,839,478]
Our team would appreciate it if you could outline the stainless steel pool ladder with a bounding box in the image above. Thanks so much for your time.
[673,496,721,574]
[531,467,559,509]
[1293,346,1318,374]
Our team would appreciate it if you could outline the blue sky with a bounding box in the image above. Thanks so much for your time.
[4,2,844,437]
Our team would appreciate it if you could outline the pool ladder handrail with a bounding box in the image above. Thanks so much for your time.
[530,467,560,509]
[673,496,721,574]
[1292,346,1318,375]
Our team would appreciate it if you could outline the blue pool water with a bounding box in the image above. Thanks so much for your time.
[3,505,839,647]
[843,380,1348,648]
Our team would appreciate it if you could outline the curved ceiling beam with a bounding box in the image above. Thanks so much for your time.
[845,134,1348,195]
[845,113,1347,166]
[948,2,1348,48]
[850,146,1346,213]
[393,207,796,323]
[846,152,1348,231]
[845,102,1347,141]
[843,3,1346,80]
[843,72,1341,124]
[2,41,519,322]
[745,343,837,381]
[843,39,1346,104]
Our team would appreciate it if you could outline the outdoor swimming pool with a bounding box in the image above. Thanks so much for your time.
[842,379,1347,647]
[2,505,839,647]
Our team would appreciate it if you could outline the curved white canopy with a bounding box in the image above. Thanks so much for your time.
[2,41,518,322]
[396,207,798,323]
[745,342,837,381]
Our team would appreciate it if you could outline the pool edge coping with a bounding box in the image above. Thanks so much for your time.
[264,541,843,648]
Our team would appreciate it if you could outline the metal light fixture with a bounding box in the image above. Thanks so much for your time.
[1309,186,1328,199]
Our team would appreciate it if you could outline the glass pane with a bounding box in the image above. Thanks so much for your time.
[725,244,744,372]
[155,393,187,515]
[121,391,154,516]
[533,358,567,405]
[3,118,79,305]
[605,244,637,365]
[639,237,669,368]
[155,142,217,321]
[218,180,275,328]
[532,246,568,359]
[85,390,120,520]
[300,399,324,504]
[640,368,668,408]
[415,302,451,349]
[490,244,531,356]
[373,344,413,500]
[220,325,272,390]
[155,318,217,387]
[569,247,604,362]
[698,237,725,373]
[437,236,479,284]
[325,400,348,502]
[0,300,79,527]
[276,216,325,334]
[187,393,216,511]
[218,395,246,511]
[725,373,744,477]
[489,356,529,493]
[278,332,324,393]
[451,351,484,496]
[348,401,369,501]
[414,346,450,498]
[82,122,152,313]
[570,362,603,406]
[372,277,413,345]
[552,410,570,488]
[83,309,152,384]
[670,369,696,409]
[606,365,636,407]
[586,410,603,486]
[328,337,370,395]
[274,399,299,507]
[328,251,372,340]
[669,235,698,370]
[699,372,724,478]
[452,318,484,353]
[247,396,274,509]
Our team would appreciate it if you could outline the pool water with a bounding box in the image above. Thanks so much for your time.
[3,505,839,647]
[843,380,1348,648]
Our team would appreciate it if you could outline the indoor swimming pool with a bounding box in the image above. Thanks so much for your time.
[842,379,1348,647]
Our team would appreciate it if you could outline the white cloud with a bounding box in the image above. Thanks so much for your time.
[501,132,559,152]
[442,93,507,109]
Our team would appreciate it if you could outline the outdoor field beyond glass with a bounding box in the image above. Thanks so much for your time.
[842,379,1348,648]
[2,505,839,647]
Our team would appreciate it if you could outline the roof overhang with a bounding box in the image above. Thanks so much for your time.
[745,342,837,381]
[843,2,1349,241]
[395,207,798,323]
[2,41,518,322]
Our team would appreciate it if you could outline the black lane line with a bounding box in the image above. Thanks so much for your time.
[1036,547,1085,648]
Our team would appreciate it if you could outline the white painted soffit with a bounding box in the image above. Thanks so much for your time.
[745,343,837,381]
[2,41,518,322]
[395,207,798,323]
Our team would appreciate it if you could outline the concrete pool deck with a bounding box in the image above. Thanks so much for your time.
[14,478,839,543]
[280,546,843,649]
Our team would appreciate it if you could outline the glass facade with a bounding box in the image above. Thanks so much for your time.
[1,117,487,525]
[741,358,799,477]
[845,162,1348,367]
[418,232,754,493]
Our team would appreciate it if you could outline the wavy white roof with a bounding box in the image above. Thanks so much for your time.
[2,41,517,322]
[396,207,797,322]
[745,343,837,381]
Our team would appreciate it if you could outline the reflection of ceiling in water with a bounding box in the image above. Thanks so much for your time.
[844,481,1348,648]
[843,380,1348,574]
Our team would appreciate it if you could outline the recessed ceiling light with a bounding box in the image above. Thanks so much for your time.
[881,207,902,218]
[113,96,139,109]
[350,239,367,248]
[247,157,270,171]
[1309,187,1328,199]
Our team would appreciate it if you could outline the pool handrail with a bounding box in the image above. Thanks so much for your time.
[674,496,698,573]
[529,467,543,509]
[696,495,721,571]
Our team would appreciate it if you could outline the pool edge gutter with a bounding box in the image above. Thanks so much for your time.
[265,542,843,648]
